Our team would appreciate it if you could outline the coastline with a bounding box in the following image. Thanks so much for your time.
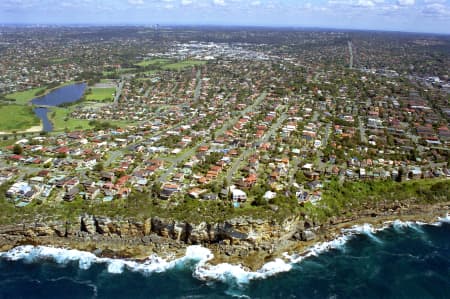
[208,201,450,270]
[1,201,449,272]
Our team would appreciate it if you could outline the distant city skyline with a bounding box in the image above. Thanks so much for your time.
[1,0,449,34]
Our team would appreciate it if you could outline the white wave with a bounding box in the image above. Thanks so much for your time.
[437,213,450,223]
[342,223,386,244]
[194,258,292,285]
[390,220,427,234]
[0,245,98,270]
[1,214,449,286]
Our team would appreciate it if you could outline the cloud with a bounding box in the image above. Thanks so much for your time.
[356,0,375,7]
[181,0,193,5]
[397,0,414,6]
[328,0,378,8]
[422,3,450,17]
[128,0,144,5]
[213,0,226,6]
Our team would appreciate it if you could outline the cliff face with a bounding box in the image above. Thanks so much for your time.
[0,215,308,259]
[1,201,448,269]
[78,215,305,246]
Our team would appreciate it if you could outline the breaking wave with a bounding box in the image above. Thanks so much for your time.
[1,215,449,287]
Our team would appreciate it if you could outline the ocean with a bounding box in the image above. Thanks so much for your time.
[1,218,449,299]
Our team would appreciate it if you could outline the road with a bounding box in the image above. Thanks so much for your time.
[113,80,124,107]
[156,72,206,182]
[144,86,151,98]
[157,92,267,183]
[225,112,288,185]
[193,69,202,102]
[215,92,267,137]
[105,150,123,167]
[322,123,332,147]
[311,111,319,122]
[348,41,354,69]
[358,116,368,144]
[288,156,301,186]
[158,146,200,183]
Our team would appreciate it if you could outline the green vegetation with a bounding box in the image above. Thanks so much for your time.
[49,107,92,132]
[3,81,79,106]
[48,107,134,132]
[4,87,47,105]
[313,178,450,223]
[0,105,40,132]
[135,58,170,67]
[102,68,137,77]
[85,87,115,102]
[1,178,447,226]
[161,60,206,71]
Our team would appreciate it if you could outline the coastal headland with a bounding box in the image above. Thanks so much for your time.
[1,180,448,270]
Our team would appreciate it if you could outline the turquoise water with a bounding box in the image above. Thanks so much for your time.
[1,220,449,299]
[31,83,86,132]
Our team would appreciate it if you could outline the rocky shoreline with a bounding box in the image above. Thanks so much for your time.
[0,200,449,270]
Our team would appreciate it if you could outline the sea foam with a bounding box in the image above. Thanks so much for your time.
[1,215,448,286]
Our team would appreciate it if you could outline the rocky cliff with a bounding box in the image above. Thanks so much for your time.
[0,214,312,268]
[1,201,448,269]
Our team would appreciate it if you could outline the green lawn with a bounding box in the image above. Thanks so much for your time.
[102,68,137,76]
[49,107,92,132]
[85,87,115,102]
[136,58,170,67]
[4,81,79,105]
[162,60,206,71]
[5,87,46,105]
[0,105,40,132]
[49,107,136,132]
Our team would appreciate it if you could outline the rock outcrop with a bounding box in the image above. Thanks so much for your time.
[1,201,448,269]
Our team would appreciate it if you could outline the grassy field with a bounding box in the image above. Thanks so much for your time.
[102,68,137,76]
[162,60,207,71]
[49,107,135,132]
[49,107,92,131]
[5,87,47,105]
[136,58,170,67]
[85,87,115,102]
[4,81,79,105]
[0,105,40,132]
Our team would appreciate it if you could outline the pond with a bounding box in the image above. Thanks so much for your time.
[31,83,87,132]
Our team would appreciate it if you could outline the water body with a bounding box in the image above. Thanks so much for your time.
[1,220,449,299]
[31,83,87,132]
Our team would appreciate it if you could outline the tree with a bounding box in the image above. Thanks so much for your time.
[396,167,405,182]
[93,162,104,172]
[13,144,23,155]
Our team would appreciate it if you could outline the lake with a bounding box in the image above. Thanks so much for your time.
[31,83,87,132]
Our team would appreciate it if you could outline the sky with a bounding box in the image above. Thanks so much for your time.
[0,0,449,34]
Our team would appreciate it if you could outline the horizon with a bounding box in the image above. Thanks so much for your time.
[1,23,449,37]
[1,0,449,35]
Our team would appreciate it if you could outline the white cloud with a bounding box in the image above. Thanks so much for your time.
[213,0,226,6]
[423,3,450,17]
[250,0,261,6]
[397,0,414,6]
[181,0,193,5]
[356,0,375,7]
[128,0,144,5]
